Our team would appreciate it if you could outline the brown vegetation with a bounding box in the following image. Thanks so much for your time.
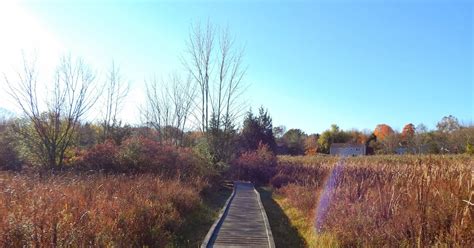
[70,136,213,178]
[228,143,277,185]
[0,172,205,247]
[273,155,473,247]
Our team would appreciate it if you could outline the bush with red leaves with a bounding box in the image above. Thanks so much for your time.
[73,136,209,178]
[74,140,119,172]
[118,136,163,172]
[229,143,276,185]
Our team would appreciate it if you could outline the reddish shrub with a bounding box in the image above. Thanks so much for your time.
[118,136,207,178]
[118,136,163,172]
[229,143,276,185]
[71,136,208,178]
[74,140,119,171]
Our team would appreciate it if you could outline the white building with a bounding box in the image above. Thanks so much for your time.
[330,143,366,156]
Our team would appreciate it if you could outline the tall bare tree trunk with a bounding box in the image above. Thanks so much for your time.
[101,62,129,142]
[184,22,246,133]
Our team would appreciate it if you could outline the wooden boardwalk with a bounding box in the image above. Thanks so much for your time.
[202,182,275,248]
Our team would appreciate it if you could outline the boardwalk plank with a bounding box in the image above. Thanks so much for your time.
[202,182,275,248]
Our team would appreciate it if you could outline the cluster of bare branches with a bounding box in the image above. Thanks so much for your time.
[101,62,129,141]
[141,21,247,149]
[3,21,247,167]
[4,55,101,168]
[142,74,196,145]
[183,21,247,133]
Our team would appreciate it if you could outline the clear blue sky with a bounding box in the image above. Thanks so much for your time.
[1,0,472,134]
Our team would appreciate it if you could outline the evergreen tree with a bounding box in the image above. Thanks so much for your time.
[240,107,276,153]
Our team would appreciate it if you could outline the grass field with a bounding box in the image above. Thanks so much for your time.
[0,172,222,247]
[1,155,472,247]
[272,155,473,247]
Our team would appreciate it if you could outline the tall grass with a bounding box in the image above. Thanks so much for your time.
[0,172,205,247]
[273,155,473,247]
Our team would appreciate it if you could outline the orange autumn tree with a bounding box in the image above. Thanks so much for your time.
[401,123,415,140]
[374,124,394,141]
[349,130,369,144]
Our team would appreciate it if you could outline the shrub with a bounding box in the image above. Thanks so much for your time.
[118,136,163,172]
[174,146,214,178]
[73,136,210,178]
[73,140,119,171]
[117,136,208,178]
[0,129,22,171]
[229,143,276,185]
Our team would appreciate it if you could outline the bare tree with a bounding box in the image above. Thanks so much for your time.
[215,26,247,133]
[184,21,214,132]
[142,74,195,145]
[183,22,247,133]
[4,55,100,169]
[169,74,196,143]
[142,76,170,141]
[101,62,129,141]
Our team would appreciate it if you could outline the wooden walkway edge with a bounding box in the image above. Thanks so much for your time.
[201,182,275,248]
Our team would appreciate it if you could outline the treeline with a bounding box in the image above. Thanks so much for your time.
[265,115,473,156]
[0,105,276,174]
[1,82,472,174]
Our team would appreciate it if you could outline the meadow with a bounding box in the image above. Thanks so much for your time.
[0,151,472,247]
[272,155,473,247]
[0,172,209,247]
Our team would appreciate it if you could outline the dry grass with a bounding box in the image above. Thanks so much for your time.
[270,187,339,248]
[0,172,206,247]
[274,155,473,247]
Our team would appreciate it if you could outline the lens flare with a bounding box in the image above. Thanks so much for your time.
[315,158,345,233]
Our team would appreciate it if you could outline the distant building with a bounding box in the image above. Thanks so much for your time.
[330,143,366,156]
